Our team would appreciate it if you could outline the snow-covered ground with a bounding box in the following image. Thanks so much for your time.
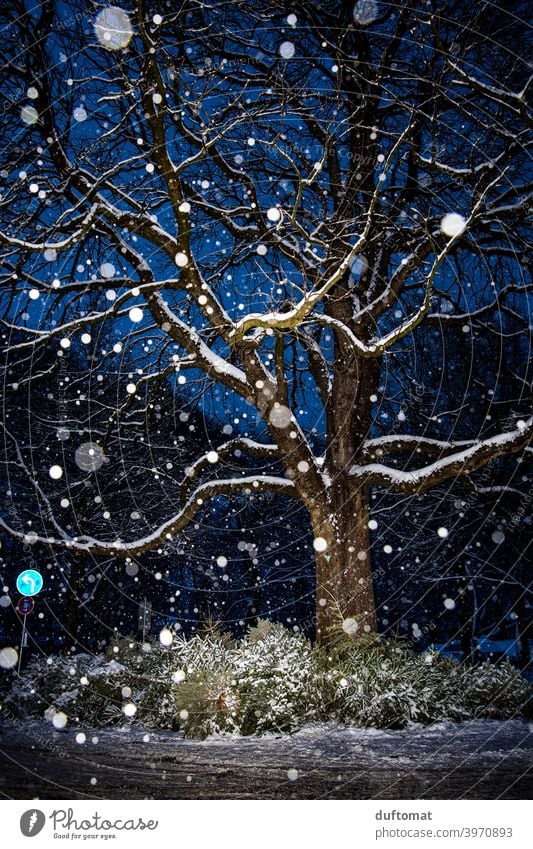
[1,718,531,799]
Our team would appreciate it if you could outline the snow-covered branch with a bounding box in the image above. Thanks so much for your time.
[361,434,476,461]
[0,475,297,557]
[0,204,100,251]
[448,60,532,121]
[351,419,533,493]
[230,122,415,341]
[180,438,280,503]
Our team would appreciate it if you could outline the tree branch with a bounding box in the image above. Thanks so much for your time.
[0,475,297,557]
[351,418,533,493]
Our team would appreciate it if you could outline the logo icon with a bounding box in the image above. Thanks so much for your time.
[20,809,46,837]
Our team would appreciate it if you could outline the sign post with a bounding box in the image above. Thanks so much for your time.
[138,597,152,642]
[17,616,28,675]
[15,569,43,675]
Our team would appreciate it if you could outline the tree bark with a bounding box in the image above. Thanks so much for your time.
[312,281,380,643]
[311,481,377,642]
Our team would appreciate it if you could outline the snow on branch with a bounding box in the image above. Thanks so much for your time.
[0,203,100,251]
[2,283,159,351]
[310,169,506,354]
[0,475,297,557]
[180,438,280,503]
[448,60,532,121]
[361,434,476,461]
[307,235,455,358]
[1,423,72,542]
[229,122,415,341]
[147,292,249,394]
[351,418,533,493]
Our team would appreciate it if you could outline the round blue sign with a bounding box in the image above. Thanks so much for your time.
[16,569,43,597]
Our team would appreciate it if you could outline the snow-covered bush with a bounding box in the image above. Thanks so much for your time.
[142,631,236,732]
[329,643,470,727]
[2,652,134,727]
[59,659,132,727]
[169,631,234,672]
[462,659,530,718]
[232,620,326,735]
[94,628,237,731]
[130,629,234,730]
[171,621,325,737]
[2,652,95,719]
[328,639,530,728]
[2,622,530,736]
[172,668,241,738]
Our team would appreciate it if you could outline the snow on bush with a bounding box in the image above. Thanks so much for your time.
[328,635,529,728]
[171,668,241,738]
[1,622,529,737]
[232,620,325,735]
[141,630,236,731]
[172,620,325,737]
[330,643,469,727]
[462,659,529,718]
[2,652,132,727]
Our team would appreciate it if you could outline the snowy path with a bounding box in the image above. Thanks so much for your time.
[1,719,531,799]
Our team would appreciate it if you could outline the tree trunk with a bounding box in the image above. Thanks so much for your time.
[311,480,377,642]
[515,588,532,670]
[456,562,475,663]
[315,280,380,643]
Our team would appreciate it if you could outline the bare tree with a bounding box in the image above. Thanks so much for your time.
[1,0,531,640]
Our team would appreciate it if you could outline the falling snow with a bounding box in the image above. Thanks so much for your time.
[159,628,173,647]
[440,213,467,237]
[353,1,380,26]
[94,7,133,51]
[128,306,144,323]
[75,442,106,471]
[73,106,87,122]
[100,262,115,279]
[268,404,292,428]
[279,41,295,59]
[21,105,38,125]
[0,647,18,669]
[342,618,359,636]
[51,711,68,730]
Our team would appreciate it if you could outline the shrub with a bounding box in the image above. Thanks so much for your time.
[2,652,132,727]
[2,621,530,736]
[170,620,325,737]
[329,642,470,727]
[328,639,530,728]
[463,659,530,718]
[232,620,326,735]
[172,668,240,738]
